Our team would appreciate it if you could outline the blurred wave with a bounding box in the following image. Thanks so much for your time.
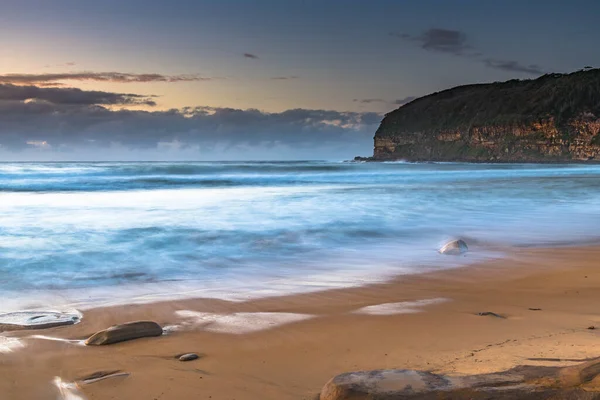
[1,161,600,309]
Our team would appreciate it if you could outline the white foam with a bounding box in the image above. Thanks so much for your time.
[29,335,85,346]
[352,298,449,316]
[0,256,485,313]
[0,335,25,353]
[174,310,314,334]
[53,377,86,400]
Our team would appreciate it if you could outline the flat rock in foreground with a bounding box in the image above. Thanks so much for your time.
[85,321,163,346]
[320,357,600,399]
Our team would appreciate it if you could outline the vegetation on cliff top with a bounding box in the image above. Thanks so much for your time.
[376,68,600,136]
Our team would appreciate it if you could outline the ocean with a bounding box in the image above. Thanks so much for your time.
[1,161,600,311]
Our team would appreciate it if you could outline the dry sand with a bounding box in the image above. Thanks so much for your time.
[2,245,600,399]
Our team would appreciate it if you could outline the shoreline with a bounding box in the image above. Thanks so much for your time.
[0,244,499,313]
[3,244,600,399]
[3,235,598,314]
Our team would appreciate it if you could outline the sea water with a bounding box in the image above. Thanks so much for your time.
[1,161,600,311]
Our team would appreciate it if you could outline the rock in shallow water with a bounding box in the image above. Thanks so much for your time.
[0,311,81,332]
[320,358,600,399]
[439,239,468,255]
[85,321,163,346]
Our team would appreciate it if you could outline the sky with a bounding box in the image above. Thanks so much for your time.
[0,0,598,161]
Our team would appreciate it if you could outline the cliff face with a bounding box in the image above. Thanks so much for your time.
[373,69,600,162]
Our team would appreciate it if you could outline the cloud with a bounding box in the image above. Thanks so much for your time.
[26,140,50,148]
[44,62,77,68]
[394,28,471,55]
[0,83,156,106]
[482,59,544,75]
[0,72,214,85]
[0,99,381,160]
[393,96,417,106]
[393,28,545,76]
[353,98,386,104]
[244,53,259,59]
[270,76,299,80]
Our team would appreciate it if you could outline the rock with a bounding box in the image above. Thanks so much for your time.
[439,239,468,255]
[77,370,129,385]
[0,311,81,332]
[371,69,600,163]
[477,311,506,319]
[178,353,199,362]
[589,326,596,330]
[85,321,163,345]
[528,308,542,311]
[320,358,600,399]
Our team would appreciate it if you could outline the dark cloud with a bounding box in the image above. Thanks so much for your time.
[393,28,545,76]
[244,53,259,59]
[270,76,299,80]
[0,72,214,85]
[482,59,544,75]
[394,28,471,55]
[353,98,386,104]
[0,99,381,159]
[393,96,417,106]
[0,84,156,106]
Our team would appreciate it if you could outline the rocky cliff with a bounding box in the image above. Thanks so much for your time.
[372,69,600,162]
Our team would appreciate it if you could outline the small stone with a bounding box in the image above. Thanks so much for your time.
[85,321,163,346]
[178,353,199,362]
[588,326,596,330]
[439,239,468,255]
[528,308,542,311]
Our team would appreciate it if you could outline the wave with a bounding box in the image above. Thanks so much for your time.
[2,162,600,193]
[2,161,600,309]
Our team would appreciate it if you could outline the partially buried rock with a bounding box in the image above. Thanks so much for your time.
[0,311,81,332]
[477,311,506,319]
[85,321,163,346]
[178,353,199,362]
[77,370,130,385]
[439,239,468,255]
[320,357,600,399]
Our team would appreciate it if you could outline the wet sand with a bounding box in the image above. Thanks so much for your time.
[2,245,600,400]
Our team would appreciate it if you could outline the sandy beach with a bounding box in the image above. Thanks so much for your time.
[2,245,600,400]
[1,1,599,399]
